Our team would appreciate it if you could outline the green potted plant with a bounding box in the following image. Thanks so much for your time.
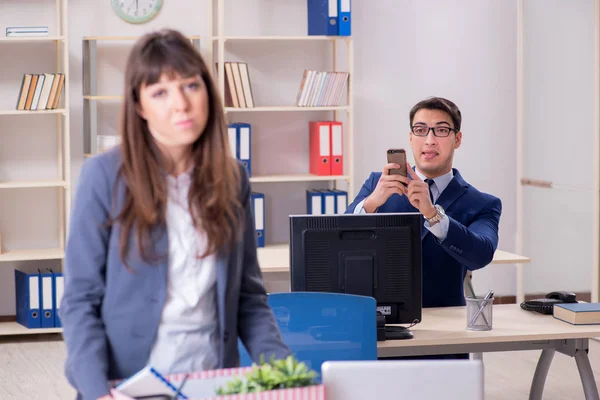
[215,355,318,395]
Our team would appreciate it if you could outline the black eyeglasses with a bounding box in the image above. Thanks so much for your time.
[411,125,457,137]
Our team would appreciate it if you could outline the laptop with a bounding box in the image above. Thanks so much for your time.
[321,359,484,400]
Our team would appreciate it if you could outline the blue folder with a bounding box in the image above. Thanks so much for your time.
[15,269,42,329]
[51,270,64,328]
[39,269,55,328]
[227,122,252,177]
[338,0,351,36]
[251,192,265,247]
[307,189,324,214]
[307,0,339,36]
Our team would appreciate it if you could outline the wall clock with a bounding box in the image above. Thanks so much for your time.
[111,0,163,24]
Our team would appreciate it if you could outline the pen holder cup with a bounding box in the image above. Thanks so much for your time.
[466,296,494,331]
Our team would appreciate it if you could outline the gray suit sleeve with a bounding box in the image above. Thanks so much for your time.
[236,167,291,362]
[60,157,112,399]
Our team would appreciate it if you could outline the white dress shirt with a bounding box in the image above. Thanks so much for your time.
[353,169,454,241]
[147,169,220,374]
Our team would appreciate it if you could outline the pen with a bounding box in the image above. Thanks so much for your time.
[171,374,189,400]
[470,289,494,327]
[467,282,489,326]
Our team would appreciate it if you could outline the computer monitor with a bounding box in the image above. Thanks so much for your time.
[289,212,422,325]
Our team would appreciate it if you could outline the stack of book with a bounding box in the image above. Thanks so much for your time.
[223,62,254,108]
[15,73,65,111]
[6,26,48,37]
[296,69,349,107]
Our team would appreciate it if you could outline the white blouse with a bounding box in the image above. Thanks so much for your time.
[147,169,220,374]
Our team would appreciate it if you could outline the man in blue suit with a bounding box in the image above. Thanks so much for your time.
[346,97,502,310]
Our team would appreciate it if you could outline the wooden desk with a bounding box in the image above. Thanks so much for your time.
[259,247,530,273]
[464,249,531,302]
[260,247,532,301]
[378,304,599,400]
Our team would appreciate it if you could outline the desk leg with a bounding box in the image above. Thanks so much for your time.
[575,349,600,400]
[529,349,555,400]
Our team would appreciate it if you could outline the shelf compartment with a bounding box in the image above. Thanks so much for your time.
[0,321,62,335]
[250,174,348,183]
[0,36,66,43]
[0,248,64,262]
[214,35,349,42]
[225,106,350,113]
[258,245,532,272]
[0,180,67,189]
[0,109,67,116]
[83,35,200,41]
[83,95,122,101]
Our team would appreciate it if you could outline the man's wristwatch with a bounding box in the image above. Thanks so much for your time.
[426,204,446,225]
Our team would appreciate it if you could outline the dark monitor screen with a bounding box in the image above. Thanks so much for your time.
[289,212,422,325]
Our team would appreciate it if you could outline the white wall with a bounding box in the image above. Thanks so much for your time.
[2,0,595,314]
[352,0,518,296]
[522,0,597,294]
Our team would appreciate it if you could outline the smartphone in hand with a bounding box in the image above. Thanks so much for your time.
[387,148,407,176]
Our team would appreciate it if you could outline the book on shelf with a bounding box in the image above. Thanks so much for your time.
[221,61,254,108]
[296,69,349,107]
[6,26,49,37]
[15,73,65,111]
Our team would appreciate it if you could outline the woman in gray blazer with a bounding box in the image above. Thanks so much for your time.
[60,29,290,400]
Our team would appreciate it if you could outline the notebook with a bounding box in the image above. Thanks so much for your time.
[115,366,188,399]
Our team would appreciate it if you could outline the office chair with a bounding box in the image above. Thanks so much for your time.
[238,292,378,381]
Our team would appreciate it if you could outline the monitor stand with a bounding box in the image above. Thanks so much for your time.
[385,325,414,340]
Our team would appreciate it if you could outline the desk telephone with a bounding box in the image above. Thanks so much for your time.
[520,291,578,315]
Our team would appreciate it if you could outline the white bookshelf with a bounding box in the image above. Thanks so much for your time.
[225,106,351,113]
[82,35,201,157]
[0,180,67,189]
[0,248,65,263]
[0,321,62,336]
[82,95,122,101]
[0,109,66,116]
[215,35,348,42]
[0,36,66,42]
[257,245,531,273]
[211,1,354,272]
[249,174,349,184]
[0,0,71,335]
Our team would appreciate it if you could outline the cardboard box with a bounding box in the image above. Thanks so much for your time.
[111,366,325,400]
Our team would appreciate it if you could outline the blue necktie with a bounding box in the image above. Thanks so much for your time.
[425,179,435,204]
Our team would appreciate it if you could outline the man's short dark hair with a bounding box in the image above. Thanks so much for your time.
[409,97,462,132]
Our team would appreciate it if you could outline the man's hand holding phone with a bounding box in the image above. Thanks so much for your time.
[364,160,437,220]
[405,164,436,219]
[363,163,410,213]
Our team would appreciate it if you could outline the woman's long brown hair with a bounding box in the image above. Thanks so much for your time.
[115,29,242,267]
